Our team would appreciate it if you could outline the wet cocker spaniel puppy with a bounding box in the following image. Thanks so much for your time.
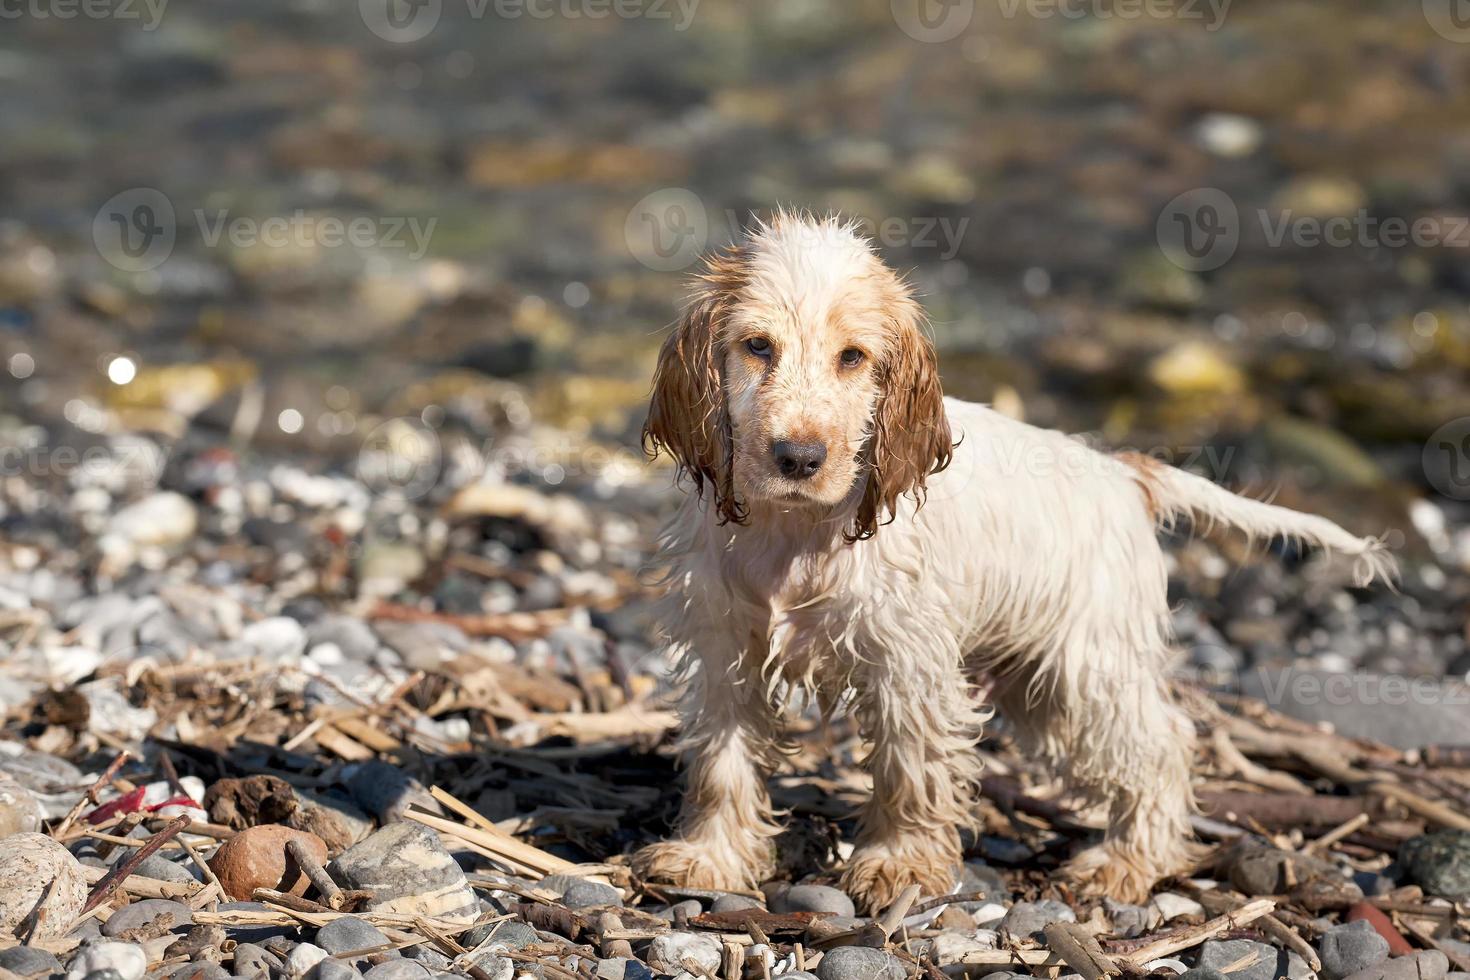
[632,212,1393,912]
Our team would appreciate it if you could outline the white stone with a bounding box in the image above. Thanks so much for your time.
[66,942,147,980]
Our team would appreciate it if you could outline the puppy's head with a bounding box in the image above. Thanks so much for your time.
[643,213,951,539]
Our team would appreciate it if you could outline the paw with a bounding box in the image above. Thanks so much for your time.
[840,844,958,916]
[631,838,765,892]
[1062,840,1209,904]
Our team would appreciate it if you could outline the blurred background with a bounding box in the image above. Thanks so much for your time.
[3,1,1470,724]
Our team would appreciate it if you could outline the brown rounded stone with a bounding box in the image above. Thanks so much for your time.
[207,824,328,901]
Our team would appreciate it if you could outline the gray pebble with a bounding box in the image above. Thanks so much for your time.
[316,918,394,958]
[654,900,702,922]
[1399,831,1470,902]
[402,948,451,972]
[329,823,476,925]
[84,971,125,980]
[462,921,538,951]
[310,960,360,980]
[1340,951,1449,980]
[710,894,762,913]
[1178,971,1230,980]
[560,879,622,909]
[1102,898,1151,939]
[156,965,232,980]
[0,946,62,977]
[231,944,278,980]
[103,900,194,937]
[363,964,431,980]
[1319,919,1390,980]
[592,959,654,980]
[1196,939,1286,980]
[460,952,510,980]
[814,946,906,980]
[770,884,854,918]
[998,900,1075,941]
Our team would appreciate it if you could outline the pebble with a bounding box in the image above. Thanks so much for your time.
[0,773,44,836]
[1104,898,1154,937]
[207,825,329,901]
[1339,951,1449,980]
[157,963,232,980]
[1318,919,1390,980]
[547,876,621,909]
[0,946,62,977]
[0,833,88,940]
[364,962,433,980]
[929,932,996,964]
[1399,831,1470,901]
[232,942,280,979]
[645,933,721,974]
[317,917,396,960]
[655,899,702,922]
[1195,939,1284,980]
[997,899,1075,940]
[105,492,197,548]
[462,920,537,951]
[710,894,762,912]
[313,958,362,980]
[64,942,147,980]
[101,899,194,937]
[342,762,440,825]
[284,943,330,978]
[239,617,308,663]
[593,958,654,980]
[329,823,477,924]
[1149,892,1203,922]
[814,946,907,980]
[769,884,854,918]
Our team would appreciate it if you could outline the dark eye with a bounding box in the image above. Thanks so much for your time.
[746,337,772,357]
[839,348,865,368]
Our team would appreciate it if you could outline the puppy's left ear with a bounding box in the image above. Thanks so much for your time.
[852,285,952,540]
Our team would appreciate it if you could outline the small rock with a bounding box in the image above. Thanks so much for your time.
[1340,951,1449,980]
[240,617,308,664]
[232,942,279,979]
[312,959,361,980]
[710,894,762,912]
[1224,839,1340,896]
[101,899,194,937]
[770,884,854,918]
[0,773,44,836]
[1178,968,1229,980]
[460,952,510,980]
[646,933,721,974]
[1319,919,1390,980]
[204,775,299,830]
[284,943,330,978]
[1149,892,1203,922]
[998,900,1075,941]
[1196,939,1285,980]
[0,946,61,977]
[107,492,197,547]
[593,958,654,980]
[208,825,329,901]
[1399,831,1470,901]
[814,946,906,980]
[342,763,440,825]
[929,933,995,964]
[65,942,147,980]
[157,963,232,980]
[462,921,537,951]
[0,833,88,940]
[316,917,395,960]
[329,823,477,925]
[551,877,621,909]
[1105,898,1155,938]
[364,963,432,980]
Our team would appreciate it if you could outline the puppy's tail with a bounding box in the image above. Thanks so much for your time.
[1119,452,1396,588]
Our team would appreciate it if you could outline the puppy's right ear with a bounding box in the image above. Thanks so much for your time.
[642,249,747,524]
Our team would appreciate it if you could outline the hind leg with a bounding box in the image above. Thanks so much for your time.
[994,639,1204,903]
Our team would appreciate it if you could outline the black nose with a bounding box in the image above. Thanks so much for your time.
[771,439,827,480]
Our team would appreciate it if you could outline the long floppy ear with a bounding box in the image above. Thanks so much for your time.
[850,286,952,540]
[642,249,748,524]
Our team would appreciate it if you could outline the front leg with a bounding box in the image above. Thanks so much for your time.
[633,631,783,891]
[842,647,987,914]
